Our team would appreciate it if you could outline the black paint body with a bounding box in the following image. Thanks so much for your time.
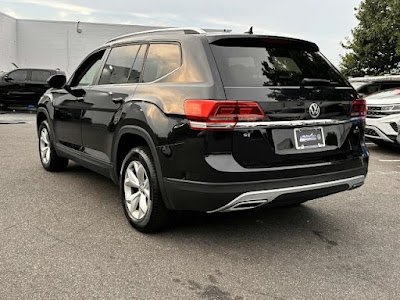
[36,33,369,212]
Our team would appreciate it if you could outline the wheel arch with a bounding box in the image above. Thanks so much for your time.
[36,107,51,136]
[112,126,172,208]
[36,108,48,128]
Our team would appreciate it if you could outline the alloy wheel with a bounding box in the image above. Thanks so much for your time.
[39,127,51,164]
[123,160,151,220]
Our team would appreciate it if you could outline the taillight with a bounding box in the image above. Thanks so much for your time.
[351,99,367,118]
[185,100,265,130]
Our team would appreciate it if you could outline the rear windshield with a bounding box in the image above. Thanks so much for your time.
[210,39,347,87]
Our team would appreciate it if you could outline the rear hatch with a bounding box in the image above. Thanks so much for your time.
[208,36,362,168]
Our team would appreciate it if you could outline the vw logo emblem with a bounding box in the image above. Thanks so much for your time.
[309,103,321,118]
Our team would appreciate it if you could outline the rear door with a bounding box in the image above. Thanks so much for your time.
[81,44,147,163]
[209,37,360,168]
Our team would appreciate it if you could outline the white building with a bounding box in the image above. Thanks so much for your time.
[0,11,163,77]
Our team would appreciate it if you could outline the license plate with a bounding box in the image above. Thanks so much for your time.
[294,127,325,150]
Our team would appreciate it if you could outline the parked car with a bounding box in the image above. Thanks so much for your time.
[365,88,400,146]
[0,68,64,109]
[397,120,400,144]
[350,79,400,97]
[36,28,369,232]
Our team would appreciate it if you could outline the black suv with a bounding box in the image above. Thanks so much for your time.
[0,68,64,109]
[36,28,369,232]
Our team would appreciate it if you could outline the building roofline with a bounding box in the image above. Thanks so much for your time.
[0,11,16,20]
[15,17,164,29]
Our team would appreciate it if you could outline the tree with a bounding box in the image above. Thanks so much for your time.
[397,32,400,55]
[340,0,400,77]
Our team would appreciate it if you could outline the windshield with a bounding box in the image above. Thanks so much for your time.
[210,39,348,87]
[366,88,400,100]
[350,82,368,90]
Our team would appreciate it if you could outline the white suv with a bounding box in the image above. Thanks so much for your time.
[365,89,400,145]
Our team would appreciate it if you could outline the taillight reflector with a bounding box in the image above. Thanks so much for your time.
[185,100,265,130]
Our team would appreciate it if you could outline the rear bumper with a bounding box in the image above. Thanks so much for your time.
[163,161,368,212]
[208,175,364,213]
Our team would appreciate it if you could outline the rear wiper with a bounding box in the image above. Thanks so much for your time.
[301,78,337,86]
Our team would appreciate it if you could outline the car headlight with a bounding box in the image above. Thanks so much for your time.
[381,105,400,112]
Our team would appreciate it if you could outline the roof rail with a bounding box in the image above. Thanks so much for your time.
[107,27,207,43]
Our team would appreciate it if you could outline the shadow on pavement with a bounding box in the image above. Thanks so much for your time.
[62,161,344,238]
[367,142,400,155]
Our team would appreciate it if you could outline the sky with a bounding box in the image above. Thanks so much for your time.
[0,0,362,67]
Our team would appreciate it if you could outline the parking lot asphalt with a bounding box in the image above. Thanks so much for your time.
[0,112,399,300]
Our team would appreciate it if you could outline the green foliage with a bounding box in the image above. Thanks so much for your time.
[397,32,400,56]
[340,0,400,77]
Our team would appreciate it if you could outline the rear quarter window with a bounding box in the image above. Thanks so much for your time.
[142,43,181,83]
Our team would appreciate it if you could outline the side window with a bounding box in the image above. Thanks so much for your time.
[381,83,400,90]
[31,70,51,82]
[99,44,140,85]
[78,60,102,86]
[128,44,147,83]
[142,44,181,83]
[366,84,380,94]
[8,70,28,82]
[71,50,105,87]
[359,84,379,95]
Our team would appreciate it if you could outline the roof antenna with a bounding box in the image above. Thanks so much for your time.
[245,26,253,34]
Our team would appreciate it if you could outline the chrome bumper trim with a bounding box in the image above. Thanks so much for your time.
[235,118,357,130]
[207,175,365,213]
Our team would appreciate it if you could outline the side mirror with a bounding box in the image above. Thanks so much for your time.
[47,74,67,89]
[4,75,12,82]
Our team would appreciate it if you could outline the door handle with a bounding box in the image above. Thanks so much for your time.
[112,97,124,104]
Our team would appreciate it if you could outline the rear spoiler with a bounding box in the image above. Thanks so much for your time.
[207,35,319,52]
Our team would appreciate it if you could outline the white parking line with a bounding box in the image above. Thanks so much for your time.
[379,160,400,162]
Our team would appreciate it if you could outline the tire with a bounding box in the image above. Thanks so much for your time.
[38,120,69,172]
[120,146,170,233]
